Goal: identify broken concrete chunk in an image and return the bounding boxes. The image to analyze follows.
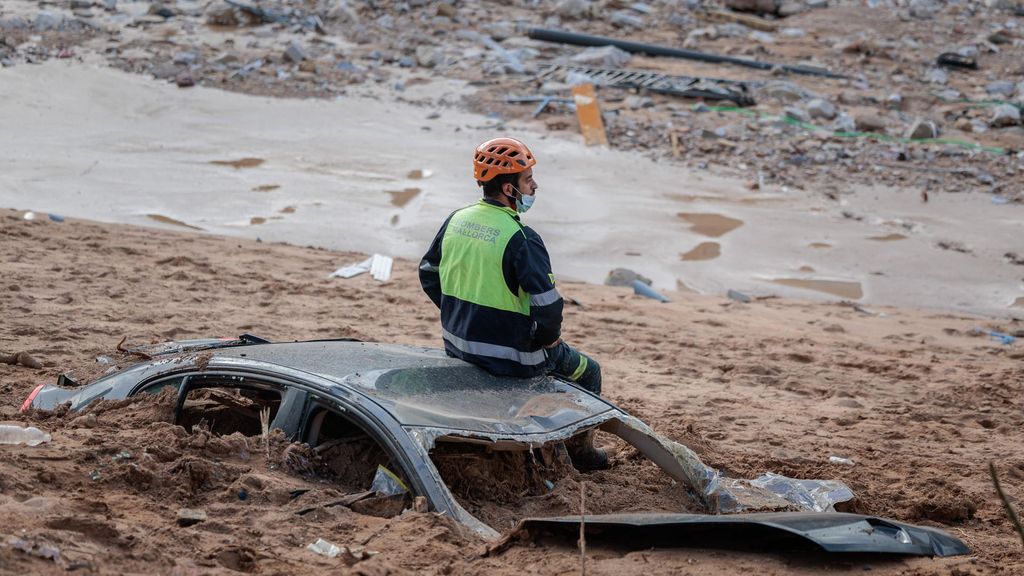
[806,98,837,120]
[784,105,811,123]
[905,118,938,139]
[415,45,442,68]
[605,268,652,287]
[284,41,307,63]
[986,80,1015,97]
[176,508,207,527]
[831,111,856,132]
[570,45,632,68]
[990,104,1021,127]
[609,10,644,28]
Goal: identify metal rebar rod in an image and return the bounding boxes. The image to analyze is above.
[528,28,846,79]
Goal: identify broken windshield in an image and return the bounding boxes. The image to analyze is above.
[344,365,613,435]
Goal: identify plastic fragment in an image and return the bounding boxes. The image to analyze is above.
[329,254,393,282]
[370,465,409,496]
[750,472,855,512]
[727,289,752,303]
[829,455,856,466]
[632,279,671,302]
[0,425,51,446]
[307,538,342,558]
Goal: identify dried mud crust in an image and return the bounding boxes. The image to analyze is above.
[432,434,697,533]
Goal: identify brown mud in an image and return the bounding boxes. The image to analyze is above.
[1,212,1022,574]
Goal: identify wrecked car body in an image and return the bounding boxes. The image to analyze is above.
[23,337,969,557]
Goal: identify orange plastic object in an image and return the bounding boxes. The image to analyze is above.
[571,84,608,147]
[473,137,536,182]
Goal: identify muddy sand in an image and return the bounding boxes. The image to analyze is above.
[1,211,1022,574]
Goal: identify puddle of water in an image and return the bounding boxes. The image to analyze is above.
[210,157,265,169]
[868,233,908,241]
[680,242,721,261]
[678,213,743,237]
[1013,297,1024,308]
[252,184,280,192]
[407,169,433,180]
[386,187,422,208]
[279,206,296,214]
[250,217,266,225]
[772,278,863,300]
[809,242,832,249]
[147,213,202,230]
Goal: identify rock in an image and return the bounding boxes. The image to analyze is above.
[71,0,92,9]
[905,118,938,139]
[908,0,939,18]
[605,268,652,287]
[778,1,808,16]
[570,45,632,68]
[986,80,1015,97]
[70,413,99,428]
[104,0,117,11]
[886,93,904,110]
[173,51,198,65]
[781,27,806,37]
[177,508,207,527]
[175,70,195,87]
[990,104,1021,127]
[925,67,947,85]
[284,41,307,63]
[784,105,811,123]
[483,21,514,42]
[806,0,828,7]
[806,98,837,120]
[759,80,809,102]
[298,60,317,73]
[725,0,781,14]
[555,0,592,19]
[150,61,180,80]
[33,11,64,31]
[854,113,887,132]
[0,58,14,68]
[0,16,28,30]
[624,95,654,109]
[750,31,775,43]
[953,117,973,132]
[414,45,442,68]
[610,10,644,28]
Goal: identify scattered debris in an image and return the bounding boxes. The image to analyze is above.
[829,456,856,466]
[329,254,393,282]
[306,538,378,564]
[972,328,1016,345]
[990,104,1021,127]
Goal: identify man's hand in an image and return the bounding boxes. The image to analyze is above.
[544,338,563,349]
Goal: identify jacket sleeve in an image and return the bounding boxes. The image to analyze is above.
[511,229,563,347]
[419,215,453,309]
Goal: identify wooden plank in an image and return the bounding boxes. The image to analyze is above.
[571,84,609,147]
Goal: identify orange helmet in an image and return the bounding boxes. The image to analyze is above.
[473,137,536,182]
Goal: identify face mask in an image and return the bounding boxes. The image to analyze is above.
[507,185,535,214]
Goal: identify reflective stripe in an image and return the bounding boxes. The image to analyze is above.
[442,329,546,366]
[419,260,439,273]
[570,355,588,381]
[529,288,561,307]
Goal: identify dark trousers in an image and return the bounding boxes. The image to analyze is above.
[545,341,601,395]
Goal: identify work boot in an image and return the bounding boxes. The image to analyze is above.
[565,429,609,472]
